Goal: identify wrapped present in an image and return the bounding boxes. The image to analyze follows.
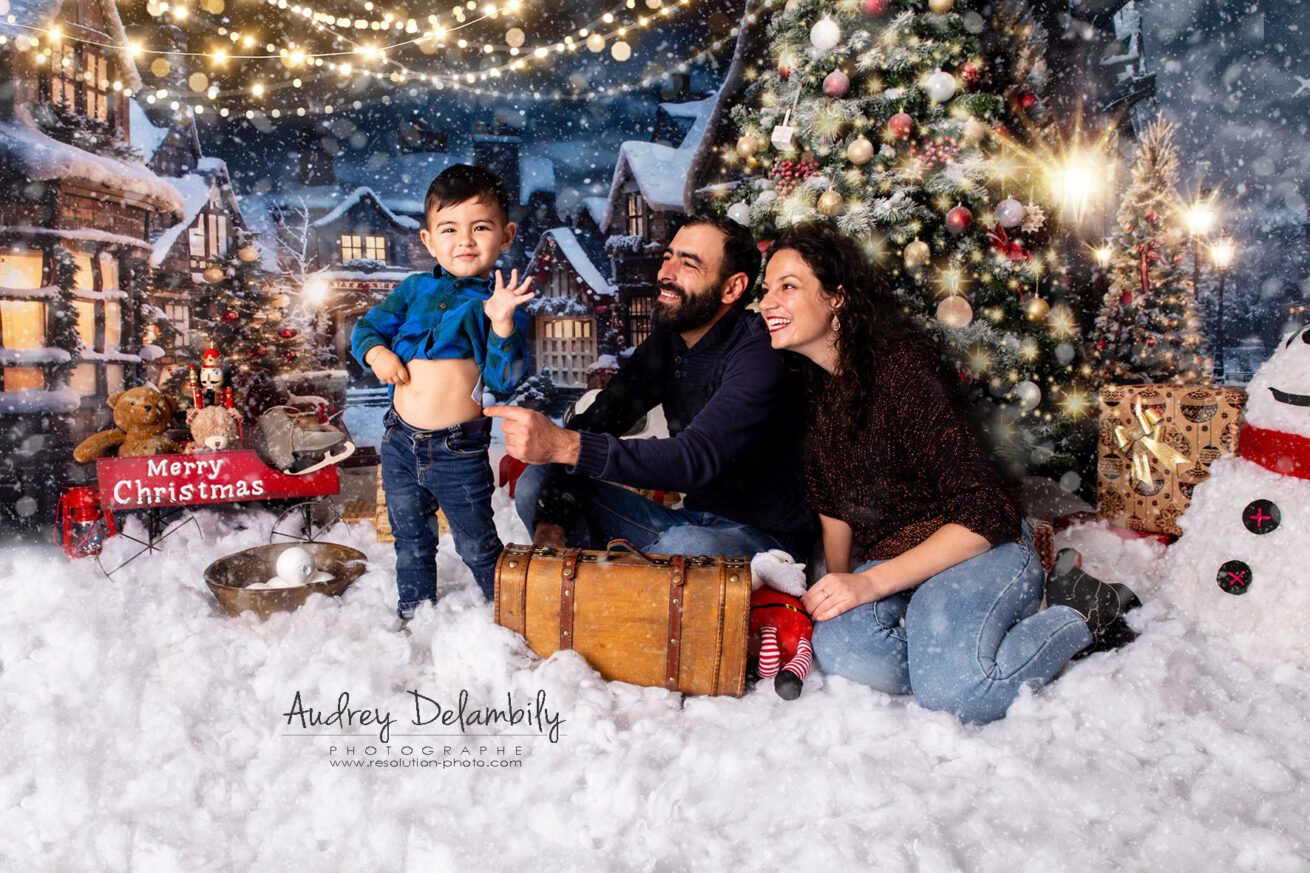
[1096,384,1246,536]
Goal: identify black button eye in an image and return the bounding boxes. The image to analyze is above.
[1301,329,1310,345]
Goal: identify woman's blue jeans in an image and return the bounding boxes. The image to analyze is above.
[812,522,1092,724]
[379,409,502,612]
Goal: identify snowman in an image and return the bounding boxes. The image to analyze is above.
[1165,325,1310,666]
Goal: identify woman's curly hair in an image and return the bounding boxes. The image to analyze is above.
[766,222,947,437]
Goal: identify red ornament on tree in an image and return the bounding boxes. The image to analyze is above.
[222,309,239,323]
[250,344,267,359]
[283,351,297,362]
[961,61,980,85]
[888,111,915,140]
[861,0,889,16]
[1019,90,1036,110]
[279,327,298,339]
[945,204,974,236]
[822,70,851,98]
[778,64,791,81]
[1144,208,1158,223]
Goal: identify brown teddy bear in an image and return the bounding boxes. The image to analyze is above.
[73,385,179,463]
[186,405,241,453]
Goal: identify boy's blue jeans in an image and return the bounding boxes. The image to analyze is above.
[514,463,800,560]
[812,521,1093,724]
[380,408,501,612]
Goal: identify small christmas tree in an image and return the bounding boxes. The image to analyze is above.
[194,230,305,418]
[1090,118,1209,385]
[46,245,83,387]
[723,0,1090,475]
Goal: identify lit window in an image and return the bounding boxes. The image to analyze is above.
[104,301,121,348]
[73,300,95,345]
[3,368,43,391]
[189,223,207,258]
[48,42,78,107]
[69,363,96,395]
[363,235,386,260]
[341,234,362,261]
[86,51,110,121]
[72,251,94,291]
[0,250,45,289]
[98,252,118,293]
[626,193,647,238]
[0,300,45,349]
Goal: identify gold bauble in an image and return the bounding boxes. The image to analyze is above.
[202,266,225,283]
[903,239,931,270]
[236,245,259,263]
[817,190,844,216]
[846,136,874,165]
[961,117,987,146]
[928,0,954,12]
[736,135,760,158]
[936,295,973,328]
[1023,296,1051,322]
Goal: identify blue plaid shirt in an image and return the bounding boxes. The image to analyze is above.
[350,267,530,395]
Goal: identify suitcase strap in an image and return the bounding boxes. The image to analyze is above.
[559,548,580,650]
[665,555,687,691]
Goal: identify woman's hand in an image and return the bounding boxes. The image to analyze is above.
[802,570,883,622]
[484,269,534,335]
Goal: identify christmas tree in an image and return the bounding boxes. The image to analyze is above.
[193,229,306,419]
[1090,118,1209,385]
[723,0,1090,475]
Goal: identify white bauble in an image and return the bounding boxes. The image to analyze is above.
[1055,342,1076,365]
[996,197,1026,228]
[810,18,841,53]
[925,70,957,102]
[727,202,751,225]
[1014,379,1041,411]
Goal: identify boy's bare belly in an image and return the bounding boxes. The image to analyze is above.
[392,358,485,430]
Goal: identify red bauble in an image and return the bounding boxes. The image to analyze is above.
[283,351,297,362]
[1144,208,1158,223]
[279,327,298,339]
[1019,90,1036,110]
[250,344,267,358]
[861,0,889,16]
[822,70,851,98]
[945,204,973,236]
[778,64,791,81]
[888,111,915,140]
[222,309,239,323]
[961,61,980,84]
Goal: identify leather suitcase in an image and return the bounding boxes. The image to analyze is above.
[495,541,751,696]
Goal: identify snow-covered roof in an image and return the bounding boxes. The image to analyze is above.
[602,93,718,230]
[148,174,212,266]
[0,0,143,92]
[0,107,183,212]
[309,187,421,231]
[128,100,171,162]
[531,228,615,298]
[581,196,608,228]
[520,156,555,204]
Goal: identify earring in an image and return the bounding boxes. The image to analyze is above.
[831,313,841,332]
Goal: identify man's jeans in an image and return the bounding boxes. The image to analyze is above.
[515,464,797,560]
[380,409,501,612]
[812,521,1093,724]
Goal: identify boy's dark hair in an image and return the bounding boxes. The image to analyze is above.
[424,164,511,227]
[680,212,762,290]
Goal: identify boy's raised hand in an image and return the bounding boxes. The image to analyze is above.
[485,269,535,335]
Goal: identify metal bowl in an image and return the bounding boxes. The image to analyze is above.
[203,542,367,619]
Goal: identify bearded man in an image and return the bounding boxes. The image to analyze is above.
[487,213,815,561]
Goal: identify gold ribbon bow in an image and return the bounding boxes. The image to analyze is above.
[1113,396,1191,486]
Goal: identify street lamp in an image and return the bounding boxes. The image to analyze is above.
[1210,236,1236,382]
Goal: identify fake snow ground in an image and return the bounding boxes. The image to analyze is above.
[5,477,1310,871]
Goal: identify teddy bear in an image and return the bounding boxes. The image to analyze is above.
[73,385,179,463]
[749,550,815,701]
[186,405,242,453]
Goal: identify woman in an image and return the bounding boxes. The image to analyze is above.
[758,222,1137,724]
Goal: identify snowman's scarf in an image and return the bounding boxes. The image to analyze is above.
[1239,423,1310,480]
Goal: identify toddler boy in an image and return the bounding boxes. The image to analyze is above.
[351,164,533,616]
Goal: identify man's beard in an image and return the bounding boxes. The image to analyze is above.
[652,281,722,333]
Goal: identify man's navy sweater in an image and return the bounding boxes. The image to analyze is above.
[536,307,816,554]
